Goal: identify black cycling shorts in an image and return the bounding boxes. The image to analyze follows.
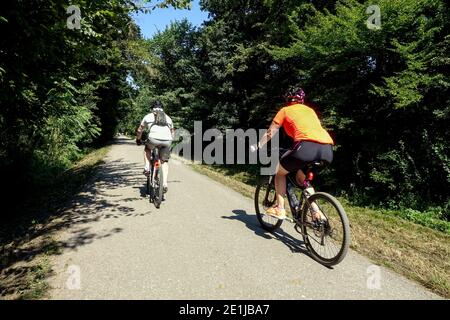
[145,137,172,162]
[280,141,333,173]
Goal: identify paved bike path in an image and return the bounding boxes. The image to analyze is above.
[48,137,441,299]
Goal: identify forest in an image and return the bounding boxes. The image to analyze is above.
[1,0,449,221]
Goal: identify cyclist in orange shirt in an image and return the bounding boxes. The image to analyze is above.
[251,87,334,220]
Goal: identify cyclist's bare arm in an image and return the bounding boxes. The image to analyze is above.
[257,121,280,148]
[136,124,145,140]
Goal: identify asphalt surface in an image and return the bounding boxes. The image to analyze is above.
[48,137,441,299]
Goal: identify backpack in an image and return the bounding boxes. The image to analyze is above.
[153,109,168,127]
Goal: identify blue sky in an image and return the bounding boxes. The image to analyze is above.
[131,0,209,39]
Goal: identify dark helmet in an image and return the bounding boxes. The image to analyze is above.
[285,87,306,104]
[152,101,163,111]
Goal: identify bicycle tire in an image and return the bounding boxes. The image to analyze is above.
[300,192,350,266]
[147,176,153,203]
[255,176,283,232]
[154,165,164,209]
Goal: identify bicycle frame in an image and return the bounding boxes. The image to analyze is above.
[256,154,350,266]
[267,171,323,233]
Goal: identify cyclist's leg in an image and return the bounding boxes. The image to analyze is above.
[274,163,289,210]
[144,144,153,174]
[295,142,334,221]
[161,162,169,186]
[279,148,302,211]
[296,168,324,220]
[159,145,171,190]
[288,141,318,188]
[264,150,295,219]
[148,138,172,190]
[293,169,323,218]
[159,142,170,191]
[295,169,306,186]
[280,142,318,219]
[264,162,289,219]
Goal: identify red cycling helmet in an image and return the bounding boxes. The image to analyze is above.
[285,87,306,104]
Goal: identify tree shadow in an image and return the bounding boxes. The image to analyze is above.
[224,210,330,267]
[0,149,151,298]
[0,263,55,299]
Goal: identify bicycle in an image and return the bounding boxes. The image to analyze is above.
[146,144,165,209]
[254,151,350,267]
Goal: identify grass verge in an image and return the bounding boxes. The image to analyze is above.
[187,161,450,298]
[0,145,110,300]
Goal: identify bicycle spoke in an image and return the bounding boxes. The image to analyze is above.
[304,195,347,262]
[255,179,283,232]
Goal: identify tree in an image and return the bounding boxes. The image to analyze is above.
[270,0,450,208]
[0,0,194,209]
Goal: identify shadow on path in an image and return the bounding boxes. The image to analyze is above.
[0,143,148,297]
[223,209,331,268]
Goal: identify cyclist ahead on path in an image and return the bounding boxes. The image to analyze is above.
[251,87,334,220]
[136,101,175,194]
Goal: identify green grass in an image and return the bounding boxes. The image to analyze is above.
[187,160,450,298]
[380,208,450,234]
[19,258,52,300]
[0,145,110,300]
[193,163,450,235]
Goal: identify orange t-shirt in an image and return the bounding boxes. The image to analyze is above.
[273,104,334,145]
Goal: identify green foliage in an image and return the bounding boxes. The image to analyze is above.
[135,0,193,12]
[268,0,450,210]
[382,202,450,234]
[121,0,449,221]
[2,0,447,225]
[0,0,193,206]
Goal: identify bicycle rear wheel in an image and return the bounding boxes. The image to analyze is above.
[147,176,153,203]
[301,192,350,266]
[154,165,164,209]
[255,176,283,232]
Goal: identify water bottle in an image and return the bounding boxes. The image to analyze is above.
[287,181,300,211]
[303,180,315,197]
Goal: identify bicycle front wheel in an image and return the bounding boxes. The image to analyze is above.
[255,176,283,232]
[301,192,350,266]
